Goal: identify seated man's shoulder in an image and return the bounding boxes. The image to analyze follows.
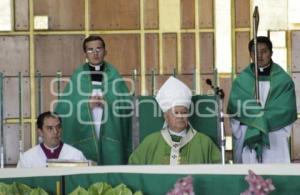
[18,145,44,167]
[63,143,83,153]
[61,143,86,160]
[193,131,214,143]
[138,131,162,147]
[194,131,209,138]
[144,131,162,140]
[22,145,42,157]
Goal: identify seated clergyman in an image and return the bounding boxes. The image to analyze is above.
[17,111,86,168]
[129,76,221,165]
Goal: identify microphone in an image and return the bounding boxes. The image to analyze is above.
[205,78,225,99]
[206,79,212,87]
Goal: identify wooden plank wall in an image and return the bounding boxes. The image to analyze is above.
[291,31,300,161]
[34,0,85,30]
[234,0,251,73]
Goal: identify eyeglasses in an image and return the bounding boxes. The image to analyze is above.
[86,47,104,54]
[44,125,62,133]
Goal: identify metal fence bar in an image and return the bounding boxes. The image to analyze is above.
[0,72,4,168]
[37,71,42,115]
[18,72,24,155]
[131,69,140,150]
[56,71,62,100]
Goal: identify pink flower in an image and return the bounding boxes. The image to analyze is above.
[241,170,275,195]
[167,175,195,195]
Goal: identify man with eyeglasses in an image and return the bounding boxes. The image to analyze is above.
[17,111,86,168]
[55,35,132,165]
[227,36,297,164]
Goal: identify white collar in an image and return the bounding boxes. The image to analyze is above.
[259,63,271,72]
[168,128,187,137]
[43,143,60,153]
[88,63,103,70]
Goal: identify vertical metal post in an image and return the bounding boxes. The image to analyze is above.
[131,69,139,150]
[0,73,4,168]
[132,69,137,96]
[151,69,156,96]
[192,69,196,95]
[56,71,62,100]
[56,181,62,195]
[37,71,42,115]
[213,68,218,88]
[210,68,226,164]
[18,72,24,155]
[217,92,226,165]
[173,67,177,77]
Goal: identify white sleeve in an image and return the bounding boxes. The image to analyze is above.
[16,153,27,168]
[231,119,247,163]
[79,151,87,161]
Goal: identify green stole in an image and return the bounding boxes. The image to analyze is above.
[227,63,297,157]
[55,62,132,165]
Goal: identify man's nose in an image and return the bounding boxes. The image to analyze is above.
[257,52,263,58]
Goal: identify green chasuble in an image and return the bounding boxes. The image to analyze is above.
[55,62,132,165]
[128,128,221,164]
[227,63,297,156]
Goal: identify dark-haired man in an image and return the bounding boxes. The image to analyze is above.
[227,36,297,163]
[17,111,86,168]
[55,35,132,165]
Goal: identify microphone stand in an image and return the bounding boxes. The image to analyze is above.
[206,79,226,164]
[0,72,4,168]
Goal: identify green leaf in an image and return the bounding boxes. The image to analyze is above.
[69,186,88,195]
[103,184,132,195]
[88,182,112,195]
[133,191,143,195]
[30,187,49,195]
[10,182,32,195]
[0,182,11,194]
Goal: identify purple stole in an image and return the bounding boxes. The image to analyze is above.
[40,142,64,159]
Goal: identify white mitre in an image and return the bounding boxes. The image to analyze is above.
[155,76,192,112]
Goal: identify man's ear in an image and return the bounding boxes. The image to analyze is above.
[37,128,43,137]
[163,111,169,122]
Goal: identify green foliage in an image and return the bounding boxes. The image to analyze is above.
[68,182,143,195]
[88,182,112,195]
[30,187,49,195]
[0,182,49,195]
[103,184,132,195]
[69,186,89,195]
[133,191,143,195]
[0,182,10,195]
[10,182,32,194]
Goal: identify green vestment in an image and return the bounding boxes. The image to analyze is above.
[55,62,132,165]
[128,128,221,164]
[227,63,297,156]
